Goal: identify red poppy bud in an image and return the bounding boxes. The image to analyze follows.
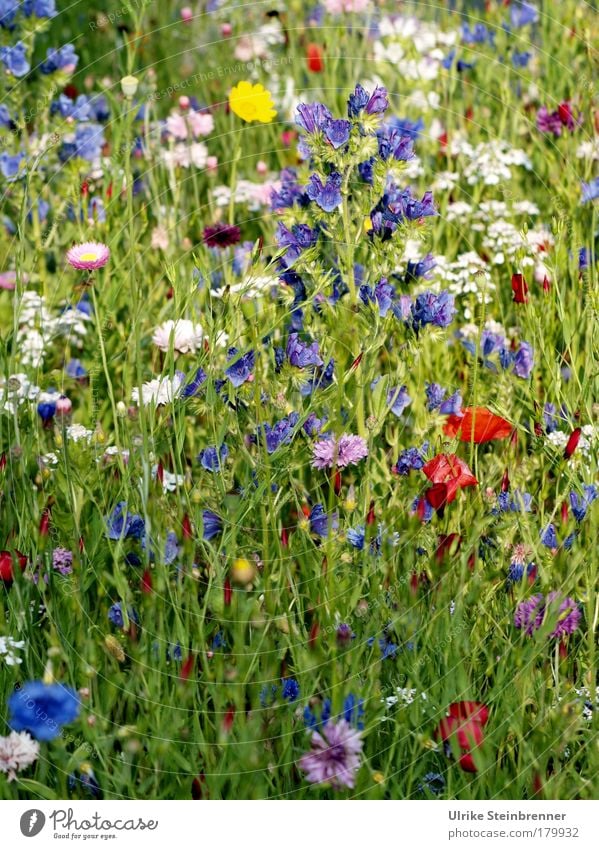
[191,774,206,799]
[222,705,235,733]
[39,508,51,537]
[182,513,193,540]
[350,352,363,371]
[0,452,5,471]
[532,772,543,796]
[564,427,581,459]
[534,422,543,437]
[306,43,324,73]
[156,461,164,484]
[321,556,327,576]
[81,180,89,196]
[438,131,448,151]
[543,275,551,293]
[500,469,510,492]
[180,653,195,681]
[106,182,113,199]
[0,550,27,582]
[281,527,289,547]
[141,569,153,594]
[561,501,569,524]
[449,701,489,727]
[78,537,85,553]
[511,273,529,304]
[465,106,473,122]
[224,578,232,607]
[366,500,375,526]
[559,639,568,660]
[309,620,319,648]
[333,470,341,495]
[458,752,478,773]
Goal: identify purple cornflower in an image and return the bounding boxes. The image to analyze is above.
[203,223,241,248]
[198,444,228,472]
[514,593,546,635]
[347,83,388,118]
[312,433,368,470]
[515,593,581,638]
[52,548,73,575]
[536,107,563,137]
[306,172,342,212]
[411,290,456,330]
[299,718,363,789]
[286,333,323,368]
[225,348,255,387]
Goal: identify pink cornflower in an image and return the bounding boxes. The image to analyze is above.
[312,433,368,470]
[66,242,110,270]
[299,719,363,789]
[0,731,39,781]
[514,592,581,638]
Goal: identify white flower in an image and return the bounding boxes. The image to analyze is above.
[0,636,25,666]
[132,373,185,406]
[151,464,185,492]
[66,424,94,443]
[0,731,39,781]
[152,319,203,354]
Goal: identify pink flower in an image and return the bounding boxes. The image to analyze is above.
[299,719,363,789]
[0,731,39,782]
[312,433,369,469]
[188,110,214,137]
[166,113,189,140]
[324,0,370,12]
[66,242,110,270]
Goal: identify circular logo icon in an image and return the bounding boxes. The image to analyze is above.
[19,810,46,837]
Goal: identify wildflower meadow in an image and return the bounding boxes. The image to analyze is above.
[0,0,598,807]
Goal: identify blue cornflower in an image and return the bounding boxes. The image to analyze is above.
[0,41,29,76]
[24,0,56,16]
[461,22,495,45]
[411,290,456,330]
[281,678,300,702]
[324,118,351,149]
[107,602,139,629]
[37,400,56,423]
[368,636,398,660]
[496,490,533,513]
[302,412,327,436]
[309,504,338,537]
[346,526,365,550]
[511,49,532,67]
[202,510,222,541]
[303,698,332,731]
[198,444,228,472]
[286,332,323,368]
[225,347,255,387]
[425,382,446,411]
[306,172,342,212]
[106,502,145,540]
[411,496,433,523]
[419,772,446,795]
[8,681,79,742]
[506,561,537,586]
[394,445,427,476]
[540,523,558,549]
[569,486,598,522]
[343,693,365,730]
[581,178,599,204]
[259,684,277,707]
[347,83,388,117]
[40,44,78,74]
[211,630,226,650]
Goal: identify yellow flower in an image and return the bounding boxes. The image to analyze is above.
[229,81,276,124]
[230,557,256,585]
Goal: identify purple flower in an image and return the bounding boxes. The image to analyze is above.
[182,367,207,398]
[296,102,332,134]
[394,445,427,476]
[198,444,228,472]
[202,510,222,541]
[299,718,363,789]
[387,385,411,417]
[261,413,299,453]
[512,342,534,379]
[515,593,581,638]
[0,42,29,77]
[324,118,351,149]
[569,486,598,522]
[510,1,539,28]
[377,129,415,162]
[225,348,255,387]
[514,593,545,635]
[309,504,338,537]
[303,412,327,437]
[306,172,342,212]
[536,107,563,137]
[106,502,145,540]
[581,177,599,204]
[347,84,388,118]
[286,333,323,368]
[405,254,435,283]
[312,433,368,470]
[276,222,318,262]
[425,382,446,411]
[52,548,73,575]
[439,390,462,416]
[540,523,558,549]
[411,290,456,330]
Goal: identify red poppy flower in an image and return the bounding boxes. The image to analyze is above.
[306,43,324,73]
[423,454,478,489]
[564,427,581,459]
[444,407,513,443]
[434,700,489,773]
[0,550,27,582]
[511,273,529,303]
[449,701,489,727]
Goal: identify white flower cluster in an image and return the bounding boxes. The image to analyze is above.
[0,373,40,415]
[449,137,532,185]
[381,688,430,715]
[374,15,457,80]
[16,290,91,369]
[0,635,25,666]
[132,374,185,407]
[212,180,279,210]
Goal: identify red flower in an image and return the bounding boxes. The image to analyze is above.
[224,578,232,607]
[449,700,489,727]
[423,454,478,509]
[444,407,513,444]
[564,427,581,459]
[511,273,529,303]
[141,569,153,594]
[182,513,193,540]
[434,701,489,773]
[435,533,462,563]
[306,43,324,73]
[0,550,27,583]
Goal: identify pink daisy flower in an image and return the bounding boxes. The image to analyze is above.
[312,433,369,470]
[66,242,110,270]
[299,719,363,789]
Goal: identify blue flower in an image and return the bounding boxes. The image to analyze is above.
[198,444,228,472]
[41,44,78,74]
[270,168,309,209]
[66,359,87,378]
[346,526,365,550]
[51,94,92,121]
[0,151,24,181]
[108,602,139,629]
[306,172,342,212]
[302,412,327,436]
[202,510,222,541]
[387,385,411,417]
[461,22,495,46]
[324,118,351,149]
[569,486,598,522]
[295,102,332,133]
[343,693,365,729]
[347,83,388,117]
[512,342,534,378]
[286,332,323,368]
[419,772,446,795]
[0,0,19,27]
[540,523,558,549]
[510,1,539,28]
[281,678,300,702]
[439,390,462,415]
[23,0,56,16]
[261,412,299,453]
[8,681,80,741]
[581,177,599,204]
[411,290,456,330]
[405,253,435,283]
[106,502,145,541]
[59,124,104,162]
[0,41,29,76]
[395,445,427,476]
[387,115,424,140]
[225,347,255,387]
[425,382,446,411]
[511,49,532,67]
[0,104,12,128]
[496,490,532,513]
[368,635,398,660]
[276,222,318,263]
[377,128,415,162]
[37,400,56,423]
[182,366,207,398]
[309,504,338,537]
[163,532,180,565]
